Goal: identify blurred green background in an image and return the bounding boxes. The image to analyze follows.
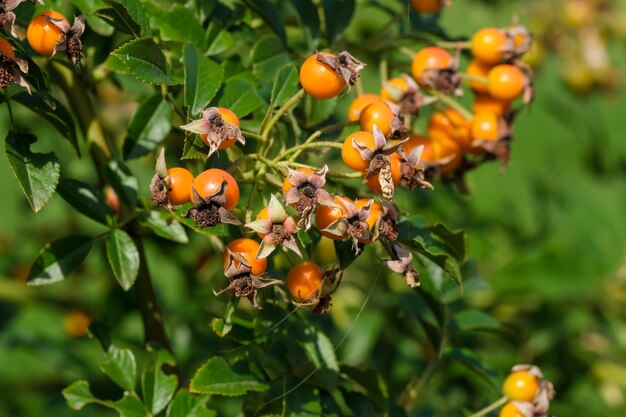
[2,0,626,416]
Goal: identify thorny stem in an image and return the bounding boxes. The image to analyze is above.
[261,88,306,142]
[4,90,16,132]
[467,396,509,417]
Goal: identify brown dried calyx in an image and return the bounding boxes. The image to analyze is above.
[316,51,366,88]
[46,14,86,66]
[149,148,173,208]
[382,243,420,288]
[378,202,399,241]
[180,107,245,157]
[382,75,437,115]
[1,0,44,38]
[245,195,301,259]
[502,19,533,61]
[421,51,462,95]
[323,199,374,253]
[216,251,282,309]
[283,165,337,230]
[397,147,434,191]
[470,113,514,167]
[187,181,241,229]
[0,47,30,93]
[356,124,408,199]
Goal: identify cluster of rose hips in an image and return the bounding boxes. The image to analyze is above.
[0,1,85,91]
[499,365,555,417]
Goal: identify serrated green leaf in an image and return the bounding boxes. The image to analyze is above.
[11,91,79,155]
[100,345,137,391]
[27,236,93,286]
[106,229,140,291]
[218,79,264,118]
[305,95,338,128]
[448,310,502,333]
[190,357,268,396]
[181,135,208,160]
[142,347,178,415]
[5,132,60,212]
[108,38,171,85]
[270,65,299,107]
[144,3,205,49]
[398,220,464,288]
[96,0,151,38]
[139,211,188,244]
[322,0,355,43]
[105,160,138,208]
[123,94,172,159]
[109,392,149,417]
[184,44,223,116]
[430,222,468,262]
[57,178,114,225]
[205,22,235,56]
[166,390,217,417]
[62,380,96,410]
[293,324,339,390]
[292,0,321,50]
[251,36,290,82]
[241,0,286,43]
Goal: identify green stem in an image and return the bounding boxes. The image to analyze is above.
[273,141,343,163]
[4,90,16,132]
[459,72,488,83]
[288,120,356,163]
[260,88,306,142]
[468,396,508,417]
[430,90,474,120]
[398,360,440,411]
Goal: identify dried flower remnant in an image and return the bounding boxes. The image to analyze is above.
[188,179,241,229]
[246,195,301,259]
[216,251,281,309]
[0,40,29,93]
[47,14,86,65]
[283,165,336,229]
[381,75,436,115]
[322,198,374,253]
[316,51,366,88]
[397,146,434,190]
[382,243,420,288]
[180,107,245,157]
[149,148,173,208]
[1,0,45,38]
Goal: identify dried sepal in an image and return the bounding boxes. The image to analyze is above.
[150,148,171,207]
[379,202,399,241]
[397,147,434,190]
[503,18,533,60]
[187,180,242,228]
[246,195,301,259]
[470,116,513,167]
[180,107,245,158]
[0,43,31,93]
[46,14,86,65]
[383,75,437,115]
[383,243,420,288]
[509,364,555,416]
[0,0,38,38]
[283,165,337,230]
[216,251,281,309]
[421,50,462,95]
[316,51,366,88]
[292,267,342,315]
[323,199,373,253]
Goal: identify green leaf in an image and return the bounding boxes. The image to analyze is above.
[322,0,355,43]
[63,380,97,410]
[211,300,236,337]
[444,349,499,390]
[205,22,235,56]
[144,3,205,50]
[218,79,264,118]
[100,345,137,391]
[108,38,171,85]
[166,390,216,417]
[241,0,286,43]
[184,44,224,116]
[251,36,291,82]
[305,95,338,128]
[123,94,173,159]
[106,229,140,291]
[270,65,299,107]
[342,390,378,417]
[139,211,188,244]
[27,236,93,286]
[333,239,362,270]
[430,223,468,262]
[448,310,502,333]
[292,0,321,50]
[293,323,339,390]
[142,347,178,415]
[105,160,138,208]
[5,132,60,212]
[340,366,388,411]
[398,220,464,287]
[189,357,269,396]
[11,91,79,155]
[57,178,114,225]
[109,392,149,417]
[96,0,151,38]
[181,135,208,160]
